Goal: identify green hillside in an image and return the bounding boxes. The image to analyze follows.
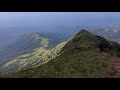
[2,30,120,78]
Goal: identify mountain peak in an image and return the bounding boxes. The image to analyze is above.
[76,29,93,36]
[62,29,120,54]
[80,29,89,33]
[2,29,120,78]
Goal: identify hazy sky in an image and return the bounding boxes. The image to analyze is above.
[0,12,120,48]
[0,12,120,27]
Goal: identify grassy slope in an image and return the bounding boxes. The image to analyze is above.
[2,30,120,78]
[4,50,114,78]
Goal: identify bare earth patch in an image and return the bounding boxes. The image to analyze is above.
[110,57,120,78]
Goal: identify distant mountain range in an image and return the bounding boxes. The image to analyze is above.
[1,29,120,78]
[0,32,67,66]
[0,26,120,49]
[88,27,120,43]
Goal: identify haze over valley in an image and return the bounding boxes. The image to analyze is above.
[1,12,120,48]
[0,12,120,78]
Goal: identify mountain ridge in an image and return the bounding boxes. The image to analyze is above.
[1,29,120,78]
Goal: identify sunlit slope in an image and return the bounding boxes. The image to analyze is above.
[0,41,67,73]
